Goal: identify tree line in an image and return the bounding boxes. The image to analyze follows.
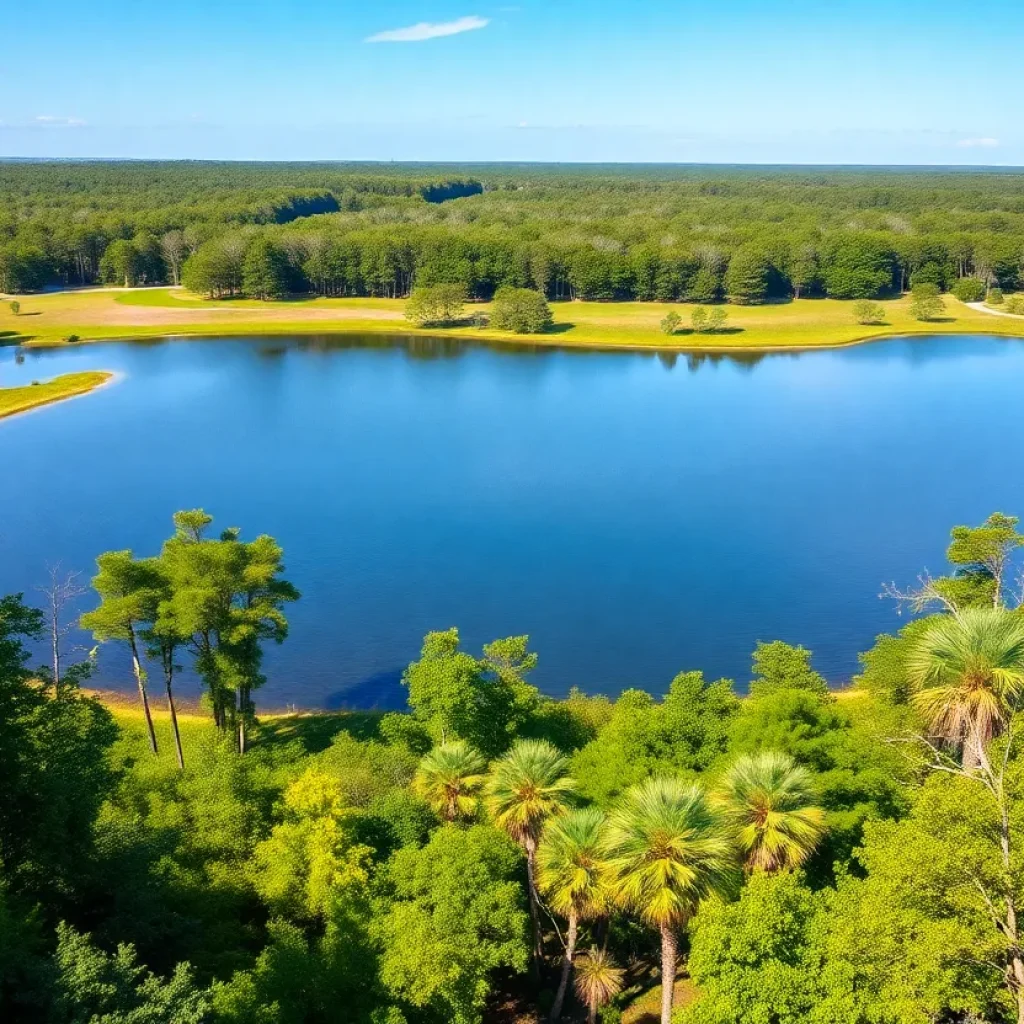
[1,512,1024,1024]
[3,162,1024,300]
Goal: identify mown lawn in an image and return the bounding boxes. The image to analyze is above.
[3,287,1024,352]
[0,370,113,419]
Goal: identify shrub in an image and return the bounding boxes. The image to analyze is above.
[852,300,885,325]
[951,278,986,303]
[404,284,467,326]
[909,284,945,322]
[1004,295,1024,316]
[988,287,1004,306]
[691,307,728,334]
[489,287,552,334]
[9,300,20,315]
[65,334,81,343]
[660,311,681,335]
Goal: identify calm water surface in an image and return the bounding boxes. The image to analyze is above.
[2,333,1023,708]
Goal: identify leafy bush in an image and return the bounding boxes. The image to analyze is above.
[951,277,986,302]
[404,284,467,326]
[909,283,945,322]
[987,287,1004,305]
[1003,295,1024,315]
[852,300,885,325]
[660,311,681,335]
[691,307,729,334]
[489,287,552,334]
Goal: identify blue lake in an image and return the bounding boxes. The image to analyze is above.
[2,333,1023,709]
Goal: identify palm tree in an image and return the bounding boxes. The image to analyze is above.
[486,739,576,966]
[574,947,624,1024]
[715,751,825,873]
[537,807,614,1022]
[603,777,734,1024]
[908,607,1024,768]
[412,740,486,822]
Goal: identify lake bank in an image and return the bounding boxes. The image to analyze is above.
[4,287,1024,353]
[0,370,116,420]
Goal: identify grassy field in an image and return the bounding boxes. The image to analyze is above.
[0,370,114,419]
[2,287,1023,353]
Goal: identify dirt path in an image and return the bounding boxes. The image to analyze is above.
[966,301,1024,320]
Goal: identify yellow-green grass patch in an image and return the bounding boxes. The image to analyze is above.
[4,288,1024,353]
[0,370,114,419]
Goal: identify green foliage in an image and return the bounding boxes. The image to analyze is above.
[51,924,209,1024]
[951,277,985,302]
[851,299,885,325]
[401,628,540,756]
[751,640,828,695]
[242,238,290,300]
[375,824,530,1024]
[822,234,894,299]
[988,286,1004,304]
[659,310,681,335]
[725,247,770,304]
[908,283,945,321]
[489,286,552,333]
[572,672,738,805]
[683,872,821,1024]
[8,300,19,315]
[715,751,825,872]
[1005,294,1024,315]
[404,283,467,326]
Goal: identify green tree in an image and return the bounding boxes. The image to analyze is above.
[486,739,576,966]
[404,284,467,326]
[909,283,945,321]
[375,824,529,1024]
[751,641,829,695]
[242,238,289,300]
[908,607,1024,767]
[602,777,735,1024]
[156,510,299,751]
[536,807,614,1021]
[952,277,986,302]
[490,287,553,333]
[659,311,681,335]
[725,247,770,304]
[52,923,209,1024]
[690,307,708,333]
[81,551,161,756]
[852,299,885,325]
[100,239,141,288]
[402,629,540,756]
[715,751,826,872]
[412,740,487,822]
[682,871,821,1024]
[8,301,19,316]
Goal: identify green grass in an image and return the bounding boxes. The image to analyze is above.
[5,287,1024,353]
[0,370,113,419]
[96,689,385,764]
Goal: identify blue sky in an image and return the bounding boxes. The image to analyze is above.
[2,0,1021,164]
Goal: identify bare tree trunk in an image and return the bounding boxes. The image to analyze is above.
[129,629,158,755]
[162,651,184,770]
[237,684,247,755]
[550,913,578,1022]
[660,923,678,1024]
[525,835,544,970]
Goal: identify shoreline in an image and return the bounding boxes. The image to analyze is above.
[0,370,120,421]
[5,289,1024,355]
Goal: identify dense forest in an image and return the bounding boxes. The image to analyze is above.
[3,509,1024,1024]
[2,162,1024,302]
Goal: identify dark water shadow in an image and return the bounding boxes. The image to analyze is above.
[324,667,406,711]
[255,709,384,753]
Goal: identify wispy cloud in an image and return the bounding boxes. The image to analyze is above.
[365,15,488,43]
[956,136,999,148]
[35,115,86,127]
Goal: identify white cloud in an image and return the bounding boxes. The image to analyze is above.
[365,15,488,43]
[35,115,86,127]
[956,137,999,148]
